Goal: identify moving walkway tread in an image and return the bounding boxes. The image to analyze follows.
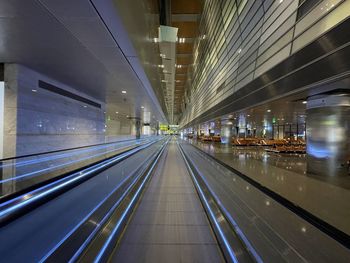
[110,139,225,263]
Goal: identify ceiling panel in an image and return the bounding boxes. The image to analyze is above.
[176,56,192,65]
[171,0,202,14]
[176,43,193,54]
[172,21,199,37]
[176,68,188,74]
[0,0,166,123]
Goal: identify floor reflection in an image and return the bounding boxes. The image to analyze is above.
[186,138,350,189]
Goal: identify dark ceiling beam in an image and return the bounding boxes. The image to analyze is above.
[159,0,171,26]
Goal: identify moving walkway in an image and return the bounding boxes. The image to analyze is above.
[0,137,349,262]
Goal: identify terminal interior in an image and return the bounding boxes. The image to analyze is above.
[0,0,350,262]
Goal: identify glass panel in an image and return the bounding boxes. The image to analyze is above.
[294,0,343,36]
[292,0,350,52]
[255,44,291,77]
[257,29,294,67]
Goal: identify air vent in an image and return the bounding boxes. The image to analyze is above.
[38,80,101,109]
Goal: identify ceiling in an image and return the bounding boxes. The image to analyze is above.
[170,0,202,123]
[0,0,167,124]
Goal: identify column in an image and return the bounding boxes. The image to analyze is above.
[220,120,233,144]
[135,118,141,139]
[306,94,350,176]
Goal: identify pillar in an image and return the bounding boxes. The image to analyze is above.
[306,94,350,176]
[135,118,141,139]
[220,120,233,144]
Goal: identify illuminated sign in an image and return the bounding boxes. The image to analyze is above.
[159,124,168,131]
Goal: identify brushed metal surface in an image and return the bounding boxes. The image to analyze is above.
[182,17,350,128]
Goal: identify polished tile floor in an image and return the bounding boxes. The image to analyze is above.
[181,142,350,262]
[185,139,350,236]
[192,140,350,189]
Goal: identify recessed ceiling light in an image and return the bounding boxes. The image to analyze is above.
[247,114,250,117]
[32,89,37,92]
[122,90,127,94]
[83,105,87,108]
[302,101,307,104]
[267,109,271,112]
[116,111,119,114]
[141,106,144,109]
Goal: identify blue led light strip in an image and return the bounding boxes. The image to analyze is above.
[0,139,140,169]
[179,143,263,263]
[93,141,168,263]
[177,142,239,263]
[39,151,155,263]
[0,138,157,184]
[0,140,158,222]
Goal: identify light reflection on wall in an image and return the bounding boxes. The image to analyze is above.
[306,94,350,176]
[0,81,4,158]
[220,120,233,144]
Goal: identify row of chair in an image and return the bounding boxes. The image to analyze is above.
[266,145,306,153]
[186,134,306,148]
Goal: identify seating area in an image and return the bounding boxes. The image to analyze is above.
[196,135,221,142]
[232,138,306,153]
[232,138,262,146]
[212,135,221,142]
[266,145,306,153]
[185,134,306,154]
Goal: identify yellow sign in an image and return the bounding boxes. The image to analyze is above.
[159,124,168,131]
